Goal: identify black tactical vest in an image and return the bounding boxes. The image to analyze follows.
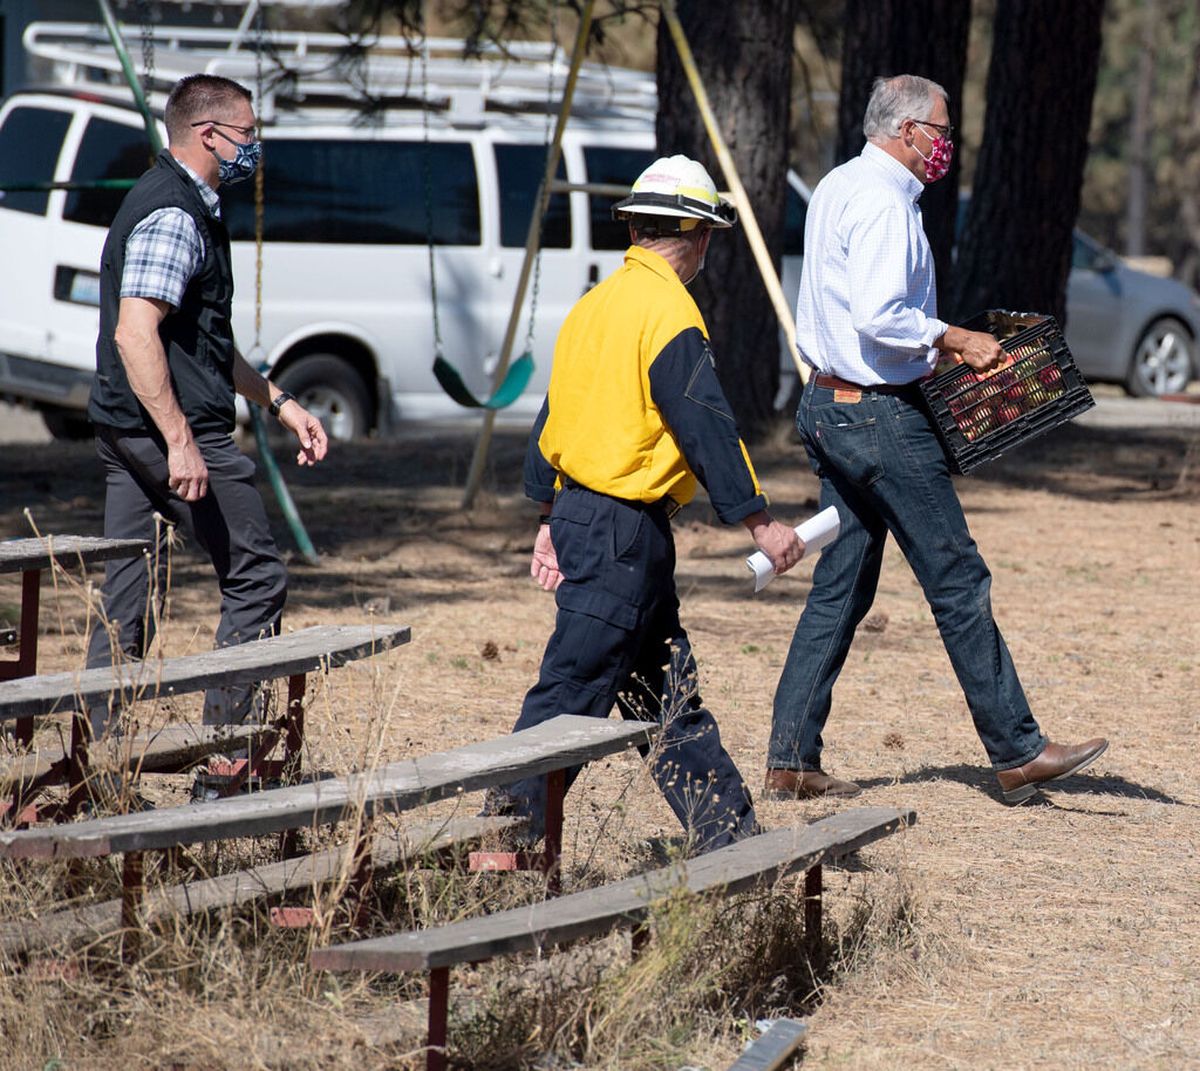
[88,150,237,434]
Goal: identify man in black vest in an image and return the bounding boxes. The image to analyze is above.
[85,74,328,740]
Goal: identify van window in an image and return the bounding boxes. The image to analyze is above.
[222,140,480,245]
[495,144,569,248]
[783,183,807,256]
[583,146,655,250]
[64,117,154,228]
[0,105,72,216]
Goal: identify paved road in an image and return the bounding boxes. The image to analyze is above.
[2,387,1197,446]
[1072,389,1200,430]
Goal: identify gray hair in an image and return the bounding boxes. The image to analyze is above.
[862,74,948,142]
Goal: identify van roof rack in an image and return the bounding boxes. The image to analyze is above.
[22,20,658,125]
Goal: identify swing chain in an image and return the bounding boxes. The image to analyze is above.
[418,32,445,358]
[135,0,155,112]
[522,4,560,358]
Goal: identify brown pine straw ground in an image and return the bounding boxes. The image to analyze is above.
[0,398,1197,1069]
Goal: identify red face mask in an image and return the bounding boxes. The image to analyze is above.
[915,124,954,183]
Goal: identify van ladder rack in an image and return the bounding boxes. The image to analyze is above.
[23,21,657,123]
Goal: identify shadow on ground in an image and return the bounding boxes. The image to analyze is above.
[855,762,1191,808]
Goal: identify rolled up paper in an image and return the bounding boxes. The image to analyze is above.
[747,505,841,593]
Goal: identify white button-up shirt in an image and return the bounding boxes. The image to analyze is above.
[795,141,947,385]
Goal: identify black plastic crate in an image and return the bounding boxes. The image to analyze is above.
[920,310,1095,474]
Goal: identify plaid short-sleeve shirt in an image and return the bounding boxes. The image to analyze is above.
[119,160,221,309]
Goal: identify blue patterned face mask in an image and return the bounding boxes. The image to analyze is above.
[211,128,262,185]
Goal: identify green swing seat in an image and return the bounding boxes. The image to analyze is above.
[432,352,535,410]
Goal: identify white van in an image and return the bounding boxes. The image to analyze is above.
[0,23,809,439]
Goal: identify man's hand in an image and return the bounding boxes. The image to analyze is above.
[744,511,804,575]
[167,436,209,501]
[530,522,564,591]
[937,325,1005,373]
[276,401,329,466]
[956,329,1006,372]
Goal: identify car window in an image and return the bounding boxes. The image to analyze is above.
[783,183,807,256]
[64,116,155,228]
[0,105,73,216]
[221,140,481,245]
[495,144,569,249]
[583,146,656,251]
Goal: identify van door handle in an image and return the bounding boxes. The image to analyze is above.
[489,258,504,278]
[585,264,599,293]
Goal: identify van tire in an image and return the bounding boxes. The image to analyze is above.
[274,355,372,441]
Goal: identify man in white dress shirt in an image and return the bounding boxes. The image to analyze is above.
[765,74,1108,805]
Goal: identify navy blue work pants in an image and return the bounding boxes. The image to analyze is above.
[505,484,757,854]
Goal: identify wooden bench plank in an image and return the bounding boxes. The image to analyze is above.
[0,536,150,575]
[311,807,916,973]
[0,723,263,788]
[0,623,411,722]
[0,715,657,859]
[725,1018,807,1071]
[0,815,522,957]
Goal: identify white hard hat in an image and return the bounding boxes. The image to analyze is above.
[612,154,737,230]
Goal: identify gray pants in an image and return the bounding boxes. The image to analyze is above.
[85,425,287,738]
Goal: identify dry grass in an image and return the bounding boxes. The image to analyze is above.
[1,405,1197,1069]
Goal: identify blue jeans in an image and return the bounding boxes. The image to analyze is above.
[768,379,1046,773]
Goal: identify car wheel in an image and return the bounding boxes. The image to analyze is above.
[40,406,92,440]
[1124,316,1195,397]
[274,354,372,441]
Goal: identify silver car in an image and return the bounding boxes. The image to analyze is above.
[1066,230,1200,396]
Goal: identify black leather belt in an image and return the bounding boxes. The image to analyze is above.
[814,373,922,395]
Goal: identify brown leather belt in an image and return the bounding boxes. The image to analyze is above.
[814,373,922,395]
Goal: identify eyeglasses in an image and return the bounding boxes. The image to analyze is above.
[910,118,953,140]
[190,119,257,140]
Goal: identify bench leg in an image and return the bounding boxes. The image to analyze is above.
[283,672,306,784]
[468,767,566,895]
[276,675,306,860]
[426,966,450,1071]
[120,850,145,962]
[542,767,565,896]
[347,825,374,927]
[631,924,651,960]
[804,864,823,954]
[0,568,42,746]
[63,711,92,818]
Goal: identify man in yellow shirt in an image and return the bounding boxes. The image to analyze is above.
[488,156,802,854]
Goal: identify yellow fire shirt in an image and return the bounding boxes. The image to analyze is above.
[525,245,766,524]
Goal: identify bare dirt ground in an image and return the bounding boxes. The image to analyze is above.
[1,401,1197,1070]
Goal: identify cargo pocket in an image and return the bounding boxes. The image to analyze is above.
[610,505,646,562]
[549,493,596,583]
[549,582,642,696]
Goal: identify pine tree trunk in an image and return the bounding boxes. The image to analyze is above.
[655,0,799,439]
[834,0,972,308]
[950,0,1105,326]
[1125,0,1157,257]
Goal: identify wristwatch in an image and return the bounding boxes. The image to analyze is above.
[268,391,296,418]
